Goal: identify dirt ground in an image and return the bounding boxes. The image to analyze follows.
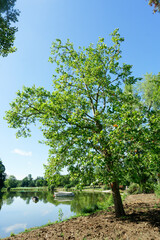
[3,194,160,240]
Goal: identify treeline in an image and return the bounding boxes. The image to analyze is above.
[3,172,100,191]
[4,174,47,189]
[4,173,78,190]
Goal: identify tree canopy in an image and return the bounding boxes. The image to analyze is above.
[147,0,160,12]
[0,0,20,57]
[5,29,160,217]
[137,73,160,111]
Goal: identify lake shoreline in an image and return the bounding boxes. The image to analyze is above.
[3,193,160,240]
[0,189,110,238]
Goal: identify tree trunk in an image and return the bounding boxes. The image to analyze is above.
[111,181,126,217]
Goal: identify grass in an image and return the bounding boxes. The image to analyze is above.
[1,185,113,194]
[2,187,48,192]
[10,232,15,237]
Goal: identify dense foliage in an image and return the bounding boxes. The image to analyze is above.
[0,158,6,189]
[137,72,160,111]
[4,174,48,188]
[5,29,160,217]
[0,0,20,56]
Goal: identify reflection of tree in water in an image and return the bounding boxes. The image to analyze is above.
[0,191,69,207]
[0,191,15,209]
[0,192,4,210]
[2,192,15,205]
[70,192,109,214]
[0,191,110,212]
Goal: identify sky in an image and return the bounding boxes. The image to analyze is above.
[0,0,160,180]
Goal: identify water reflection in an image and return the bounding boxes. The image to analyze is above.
[0,191,109,238]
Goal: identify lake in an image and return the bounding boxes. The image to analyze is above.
[0,191,109,238]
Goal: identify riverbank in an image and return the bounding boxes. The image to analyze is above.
[3,193,160,240]
[1,186,106,193]
[1,187,48,192]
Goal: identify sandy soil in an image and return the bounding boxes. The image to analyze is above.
[3,193,160,240]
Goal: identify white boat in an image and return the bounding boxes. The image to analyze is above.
[54,191,74,197]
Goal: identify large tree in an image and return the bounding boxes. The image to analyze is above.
[5,29,158,217]
[147,0,160,12]
[4,175,18,188]
[0,0,20,57]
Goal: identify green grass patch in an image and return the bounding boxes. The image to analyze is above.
[4,187,48,192]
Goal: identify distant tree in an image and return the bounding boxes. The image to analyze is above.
[27,174,35,187]
[147,0,160,12]
[61,174,71,186]
[35,176,47,187]
[0,158,6,189]
[0,0,20,56]
[137,73,160,111]
[20,176,29,187]
[4,175,18,188]
[135,73,160,188]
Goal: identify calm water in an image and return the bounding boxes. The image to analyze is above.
[0,191,109,238]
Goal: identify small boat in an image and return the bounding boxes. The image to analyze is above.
[54,191,74,197]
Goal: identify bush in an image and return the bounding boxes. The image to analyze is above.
[97,194,114,210]
[142,182,155,193]
[127,183,141,194]
[154,184,160,197]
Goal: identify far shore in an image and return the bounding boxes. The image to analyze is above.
[1,185,113,193]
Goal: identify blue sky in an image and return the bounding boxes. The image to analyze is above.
[0,0,160,180]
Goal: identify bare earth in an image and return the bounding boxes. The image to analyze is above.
[4,194,160,240]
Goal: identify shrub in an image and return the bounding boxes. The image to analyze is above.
[142,182,155,193]
[97,194,114,210]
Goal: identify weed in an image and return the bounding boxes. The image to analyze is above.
[154,203,160,208]
[10,232,15,237]
[58,208,64,221]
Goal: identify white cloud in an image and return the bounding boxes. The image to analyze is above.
[5,223,27,233]
[13,148,32,156]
